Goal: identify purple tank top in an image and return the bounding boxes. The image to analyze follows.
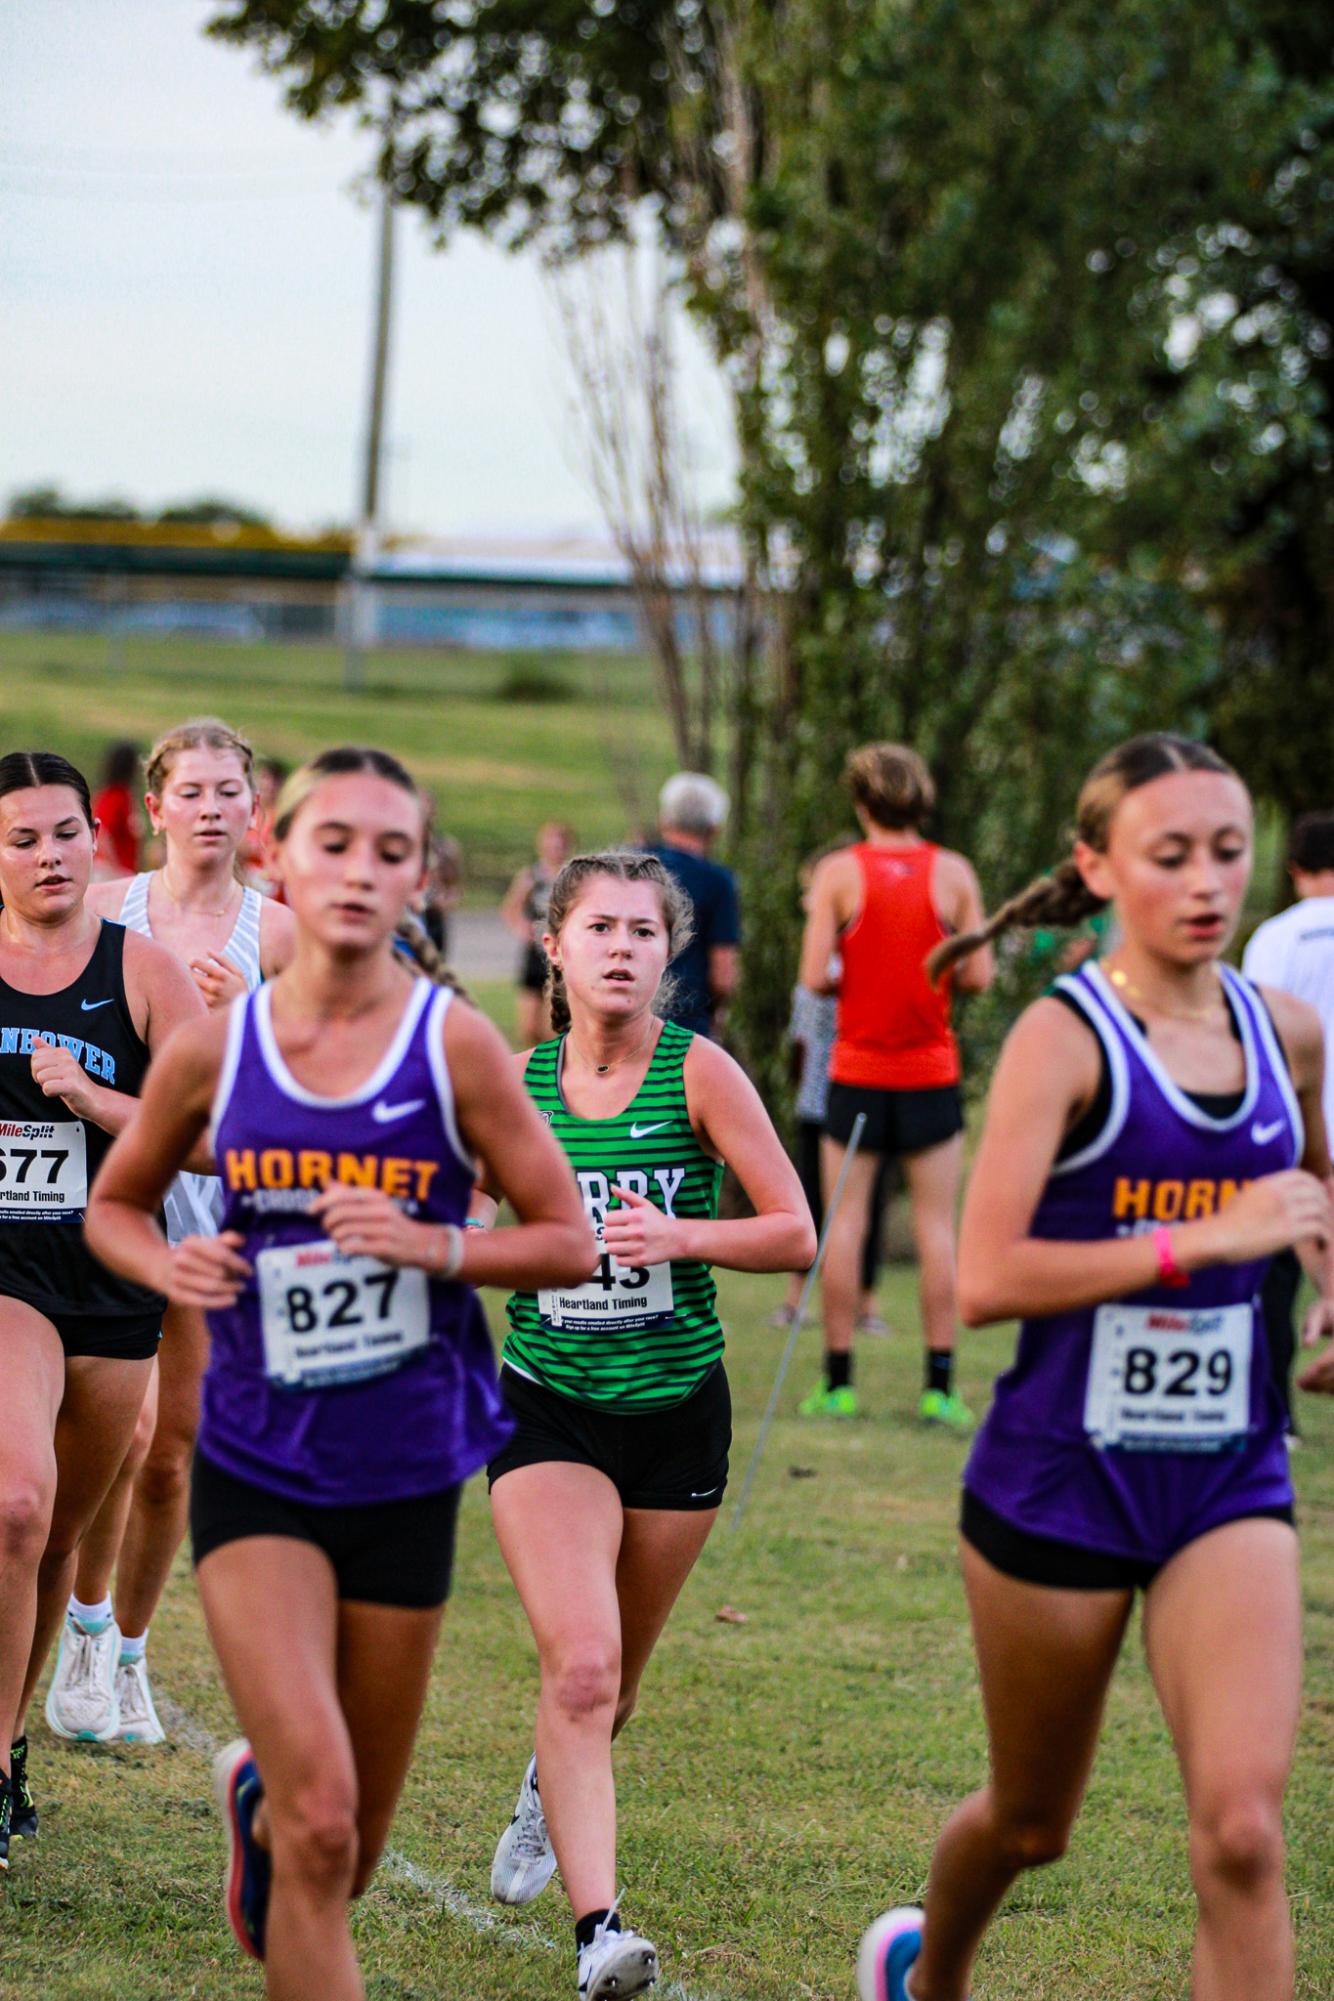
[201,978,512,1506]
[964,962,1299,1561]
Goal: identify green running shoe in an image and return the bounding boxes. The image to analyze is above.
[920,1387,974,1432]
[798,1383,859,1418]
[9,1738,36,1840]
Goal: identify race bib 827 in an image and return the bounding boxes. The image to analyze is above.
[256,1240,430,1390]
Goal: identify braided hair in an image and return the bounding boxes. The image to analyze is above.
[927,734,1240,984]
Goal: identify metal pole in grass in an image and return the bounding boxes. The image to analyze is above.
[727,1110,867,1539]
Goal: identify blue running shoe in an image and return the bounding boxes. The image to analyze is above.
[856,1906,924,2001]
[9,1738,36,1840]
[212,1739,270,1960]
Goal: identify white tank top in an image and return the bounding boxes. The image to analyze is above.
[120,873,265,992]
[118,872,265,1246]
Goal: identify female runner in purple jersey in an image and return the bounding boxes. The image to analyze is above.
[87,747,593,2001]
[857,736,1334,2001]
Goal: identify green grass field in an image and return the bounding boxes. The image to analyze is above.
[2,632,1332,1997]
[3,1268,1334,1999]
[0,632,678,894]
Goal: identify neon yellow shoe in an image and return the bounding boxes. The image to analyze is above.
[798,1383,858,1418]
[919,1387,974,1431]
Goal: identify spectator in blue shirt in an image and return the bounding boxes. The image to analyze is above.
[647,772,741,1038]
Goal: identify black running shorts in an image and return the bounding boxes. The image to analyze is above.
[960,1487,1296,1593]
[190,1451,461,1608]
[488,1361,731,1511]
[26,1305,162,1362]
[825,1080,963,1156]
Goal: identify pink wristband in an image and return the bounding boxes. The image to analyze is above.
[1152,1226,1189,1290]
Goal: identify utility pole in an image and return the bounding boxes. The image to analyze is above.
[343,179,396,692]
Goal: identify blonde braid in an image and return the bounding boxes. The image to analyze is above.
[927,860,1105,984]
[395,909,471,1002]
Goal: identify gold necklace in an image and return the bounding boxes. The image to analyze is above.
[579,1021,657,1076]
[157,870,238,921]
[1107,963,1226,1025]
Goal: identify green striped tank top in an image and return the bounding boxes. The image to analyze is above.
[504,1020,724,1411]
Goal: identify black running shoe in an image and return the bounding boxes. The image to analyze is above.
[9,1739,36,1840]
[0,1774,11,1873]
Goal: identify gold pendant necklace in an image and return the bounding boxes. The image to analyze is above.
[1107,963,1225,1026]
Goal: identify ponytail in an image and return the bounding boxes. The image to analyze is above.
[395,909,470,1002]
[928,861,1105,984]
[927,732,1240,986]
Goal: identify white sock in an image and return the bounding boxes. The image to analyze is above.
[68,1594,113,1634]
[118,1632,147,1665]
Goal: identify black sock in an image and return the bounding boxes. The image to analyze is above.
[826,1350,852,1392]
[927,1350,954,1396]
[575,1908,622,1952]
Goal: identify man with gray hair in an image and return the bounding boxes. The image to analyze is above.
[647,771,741,1039]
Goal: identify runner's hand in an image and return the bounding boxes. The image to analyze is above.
[1297,1296,1334,1396]
[1204,1170,1331,1264]
[166,1231,251,1309]
[30,1037,100,1119]
[190,953,248,1011]
[603,1186,683,1266]
[309,1184,425,1266]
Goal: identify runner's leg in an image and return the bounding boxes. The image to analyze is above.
[336,1598,446,1894]
[198,1536,363,2001]
[901,1133,964,1362]
[908,1543,1131,2001]
[612,1507,719,1736]
[819,1139,880,1360]
[16,1350,154,1731]
[1143,1518,1301,2001]
[0,1303,63,1758]
[70,1361,158,1607]
[491,1463,624,1918]
[113,1300,206,1638]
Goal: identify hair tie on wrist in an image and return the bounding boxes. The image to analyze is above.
[1152,1226,1189,1290]
[439,1223,464,1279]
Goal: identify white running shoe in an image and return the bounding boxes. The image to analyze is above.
[490,1755,558,1905]
[115,1655,166,1744]
[44,1617,122,1742]
[577,1914,659,2000]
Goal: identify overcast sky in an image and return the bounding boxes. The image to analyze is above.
[3,1,736,537]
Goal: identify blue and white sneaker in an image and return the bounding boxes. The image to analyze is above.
[212,1739,271,1960]
[856,1906,925,2001]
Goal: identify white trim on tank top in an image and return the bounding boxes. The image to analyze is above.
[1084,959,1261,1133]
[423,985,473,1176]
[208,991,251,1152]
[254,976,433,1109]
[1227,966,1304,1164]
[1046,973,1132,1178]
[119,871,264,992]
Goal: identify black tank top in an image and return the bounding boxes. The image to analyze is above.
[0,920,164,1321]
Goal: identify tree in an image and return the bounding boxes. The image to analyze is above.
[209,0,1333,1101]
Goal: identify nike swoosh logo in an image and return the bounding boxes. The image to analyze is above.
[629,1121,671,1139]
[80,998,113,1012]
[371,1098,426,1124]
[690,1486,721,1499]
[1251,1118,1286,1145]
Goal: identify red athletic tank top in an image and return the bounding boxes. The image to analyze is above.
[829,842,960,1089]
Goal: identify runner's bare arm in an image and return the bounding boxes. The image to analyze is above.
[85,1012,237,1300]
[1263,985,1334,1385]
[959,998,1332,1325]
[797,850,857,994]
[602,1037,815,1275]
[446,1004,593,1288]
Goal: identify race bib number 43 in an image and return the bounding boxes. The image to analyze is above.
[256,1240,430,1390]
[1084,1302,1252,1452]
[0,1120,87,1216]
[538,1215,674,1334]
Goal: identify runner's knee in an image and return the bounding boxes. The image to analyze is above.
[1190,1792,1285,1894]
[0,1477,54,1564]
[543,1640,621,1724]
[272,1783,359,1892]
[989,1802,1074,1871]
[135,1436,193,1512]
